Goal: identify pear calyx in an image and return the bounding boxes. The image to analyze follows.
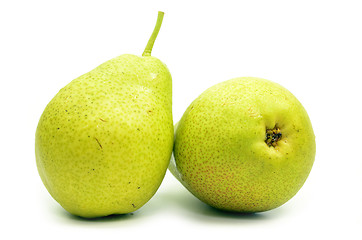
[265,126,282,147]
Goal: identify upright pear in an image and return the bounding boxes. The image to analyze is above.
[35,12,173,218]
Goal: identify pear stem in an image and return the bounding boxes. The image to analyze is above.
[142,11,164,57]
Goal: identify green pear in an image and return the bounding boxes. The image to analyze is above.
[35,12,173,218]
[170,77,315,212]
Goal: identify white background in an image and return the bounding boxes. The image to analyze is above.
[1,0,361,239]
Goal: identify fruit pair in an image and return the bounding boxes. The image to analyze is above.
[35,12,315,218]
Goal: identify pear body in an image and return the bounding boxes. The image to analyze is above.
[171,77,315,212]
[36,54,173,218]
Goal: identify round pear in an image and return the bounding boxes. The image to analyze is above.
[170,77,316,212]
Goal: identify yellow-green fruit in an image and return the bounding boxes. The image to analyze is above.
[170,77,316,212]
[35,12,173,218]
